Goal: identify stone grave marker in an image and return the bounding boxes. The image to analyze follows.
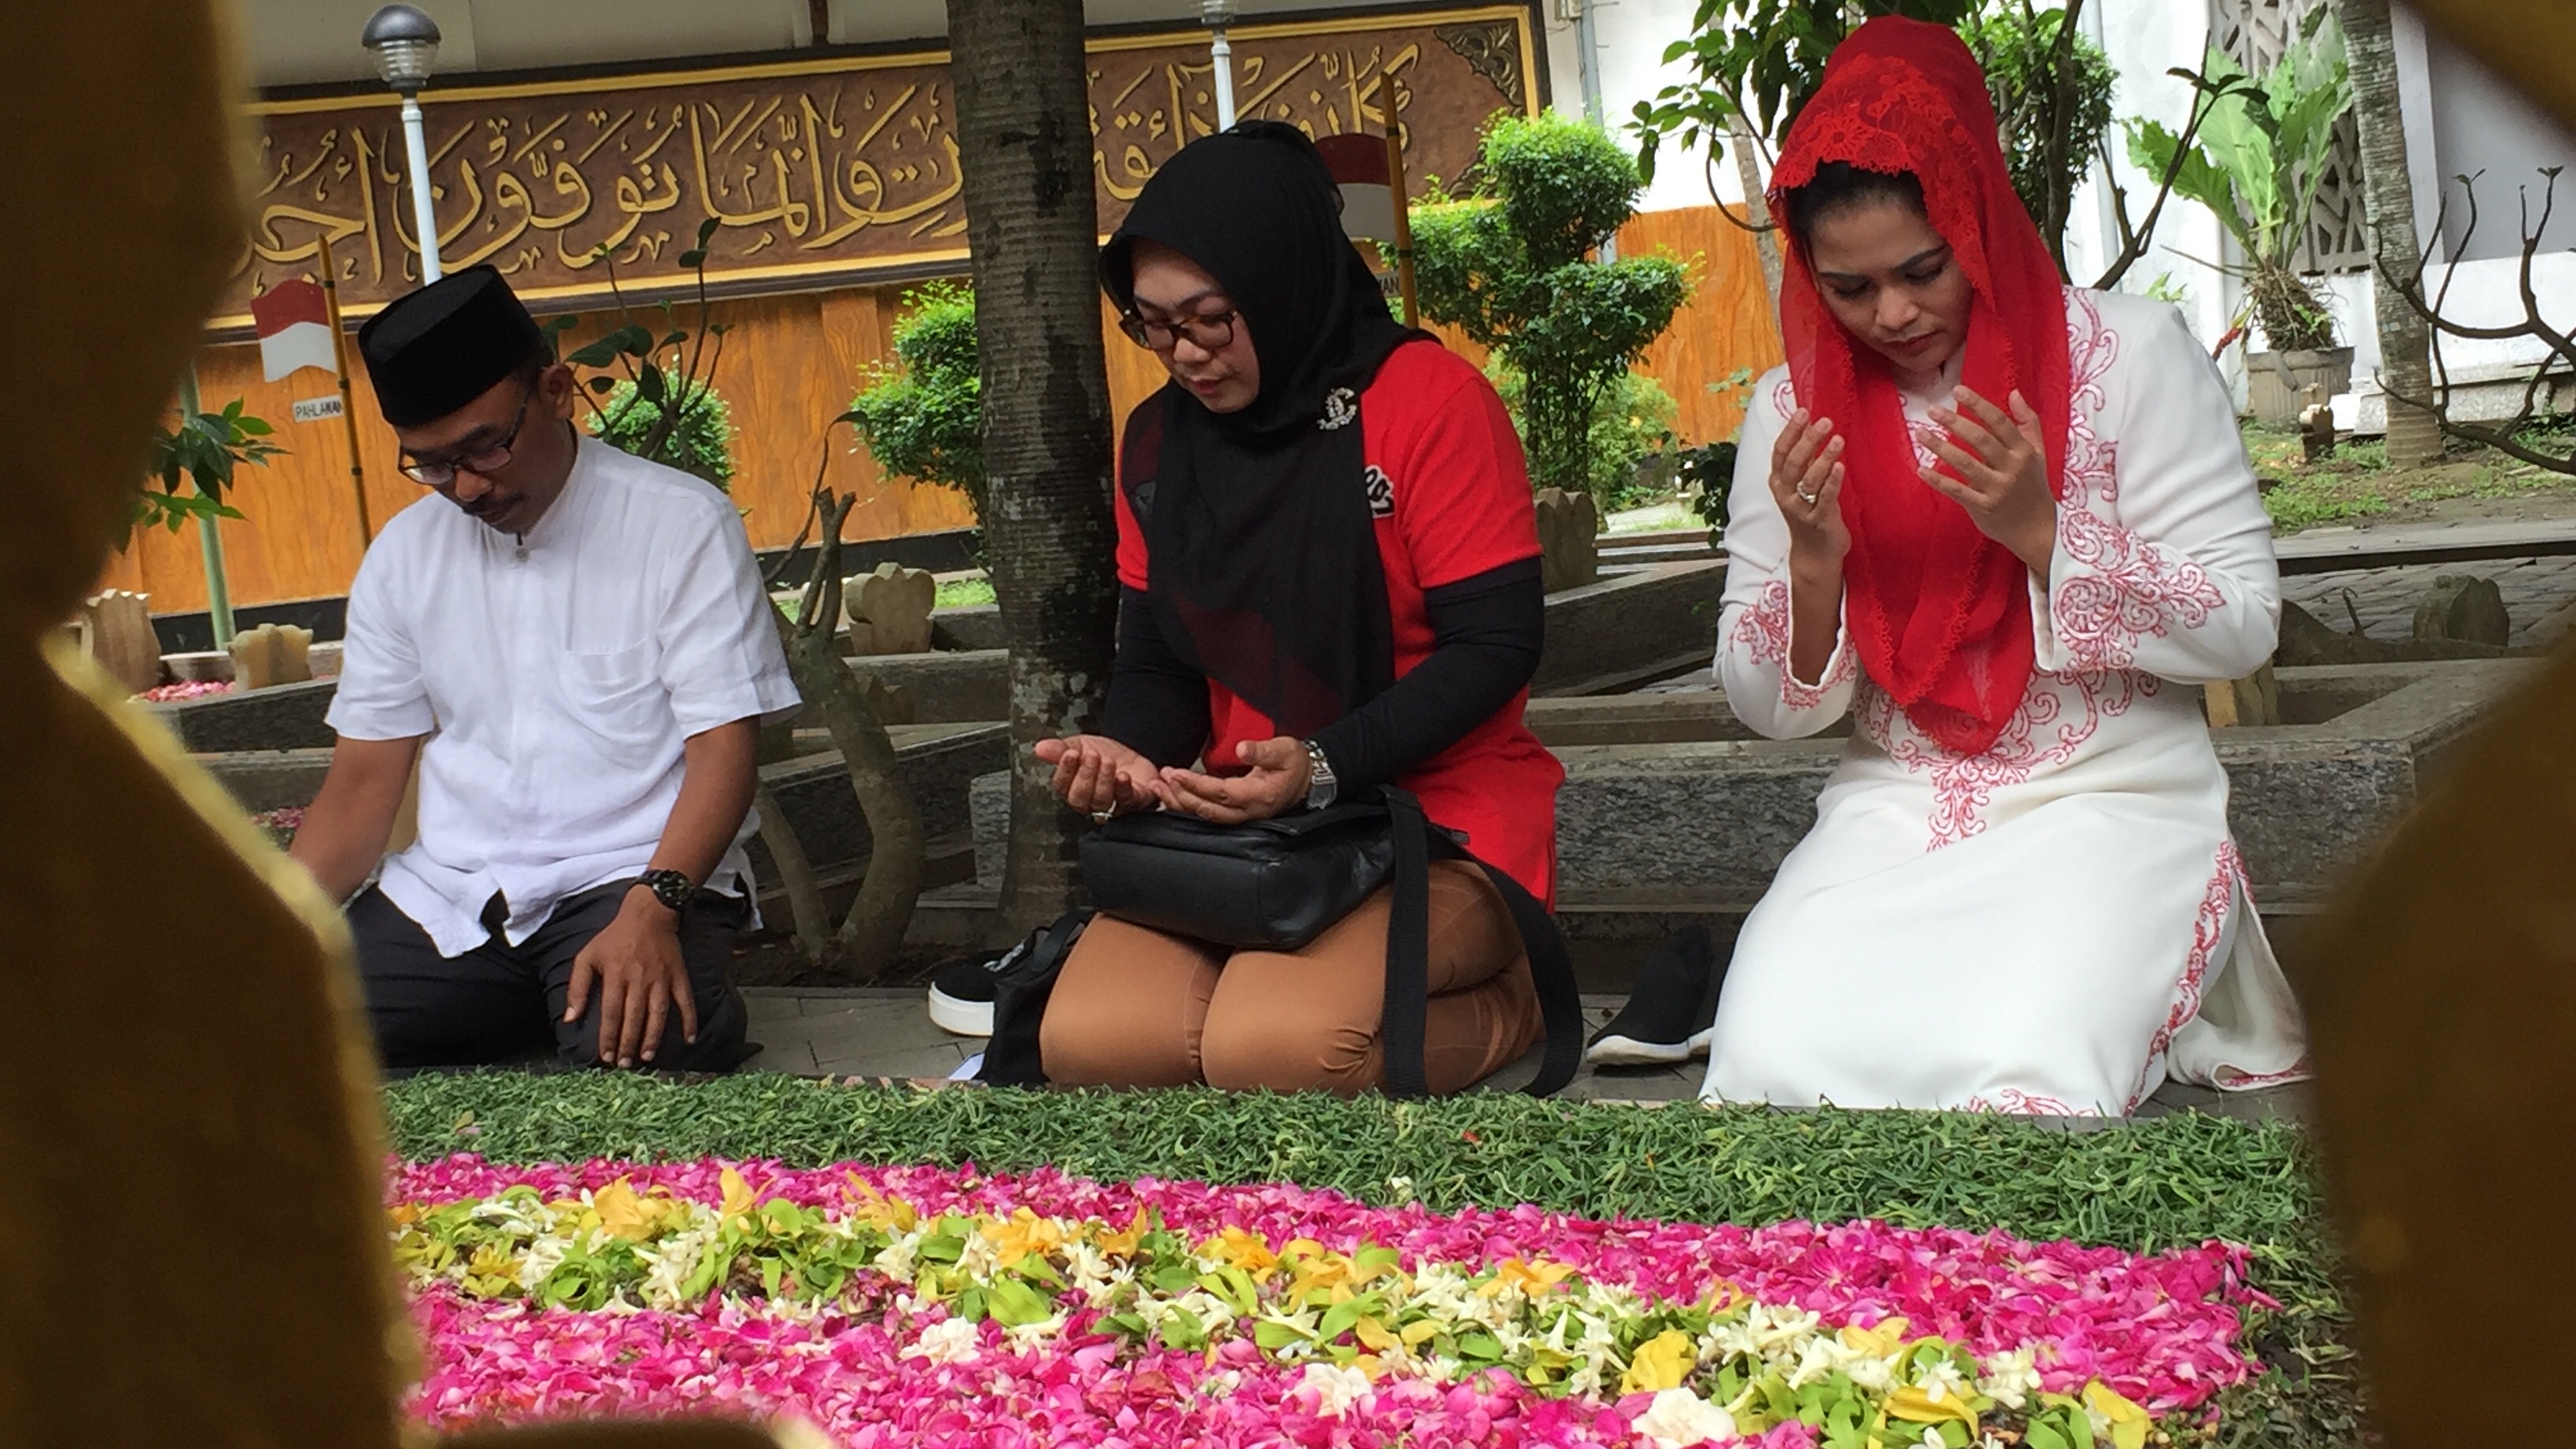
[2411,575,2510,647]
[1534,487,1600,593]
[844,562,937,656]
[227,621,314,690]
[81,589,162,693]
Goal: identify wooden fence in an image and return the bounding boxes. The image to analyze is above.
[99,204,1778,615]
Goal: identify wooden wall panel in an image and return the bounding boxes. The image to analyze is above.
[100,205,1781,615]
[1619,204,1784,447]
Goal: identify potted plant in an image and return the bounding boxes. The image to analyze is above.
[2127,9,2353,424]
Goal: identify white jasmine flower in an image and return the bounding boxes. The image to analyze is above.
[1301,1361,1373,1417]
[905,1316,982,1364]
[1634,1387,1738,1448]
[516,1236,569,1293]
[1913,1355,1973,1405]
[1385,1175,1417,1203]
[874,1239,919,1284]
[1979,1347,2042,1410]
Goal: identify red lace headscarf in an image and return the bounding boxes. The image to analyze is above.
[1770,17,2070,754]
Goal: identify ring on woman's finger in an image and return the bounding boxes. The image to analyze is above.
[1795,485,1819,506]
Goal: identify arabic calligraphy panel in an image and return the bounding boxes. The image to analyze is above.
[224,5,1532,327]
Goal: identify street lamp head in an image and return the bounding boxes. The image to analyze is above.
[361,5,441,92]
[1200,0,1237,28]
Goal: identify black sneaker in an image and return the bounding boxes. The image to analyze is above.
[927,941,1029,1038]
[1586,925,1723,1068]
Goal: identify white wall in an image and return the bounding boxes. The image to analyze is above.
[1538,0,1743,214]
[2418,17,2576,260]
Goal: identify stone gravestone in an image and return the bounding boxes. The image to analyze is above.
[2411,575,2510,648]
[81,589,162,694]
[859,674,919,727]
[843,563,937,657]
[227,621,314,691]
[1533,487,1600,593]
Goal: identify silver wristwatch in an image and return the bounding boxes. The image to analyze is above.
[1301,739,1339,810]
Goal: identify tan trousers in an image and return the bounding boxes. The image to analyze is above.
[1041,861,1544,1095]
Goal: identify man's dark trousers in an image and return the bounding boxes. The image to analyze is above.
[352,881,751,1071]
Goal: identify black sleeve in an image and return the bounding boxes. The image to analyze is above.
[1309,556,1544,792]
[1099,586,1213,768]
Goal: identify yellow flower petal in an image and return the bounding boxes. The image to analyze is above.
[1096,1208,1151,1260]
[1620,1328,1699,1394]
[1200,1226,1280,1279]
[1487,1258,1580,1297]
[720,1166,757,1224]
[2083,1380,2151,1449]
[1839,1316,1911,1357]
[1354,1316,1403,1353]
[593,1178,659,1242]
[1886,1383,1979,1434]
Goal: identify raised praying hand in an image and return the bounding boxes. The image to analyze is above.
[1922,385,2059,575]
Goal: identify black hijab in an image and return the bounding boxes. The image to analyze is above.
[1100,122,1421,739]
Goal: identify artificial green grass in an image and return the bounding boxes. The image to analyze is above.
[382,1075,2367,1447]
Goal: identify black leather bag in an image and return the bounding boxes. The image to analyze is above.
[1080,799,1398,951]
[1073,788,1586,1099]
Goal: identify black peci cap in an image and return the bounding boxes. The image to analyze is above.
[357,264,545,427]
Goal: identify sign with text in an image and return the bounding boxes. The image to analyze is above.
[290,396,345,423]
[223,6,1534,329]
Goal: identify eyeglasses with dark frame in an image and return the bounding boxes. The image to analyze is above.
[400,385,536,486]
[1117,307,1240,353]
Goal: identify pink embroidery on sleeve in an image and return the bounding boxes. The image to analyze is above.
[1732,579,1855,711]
[2048,289,2227,672]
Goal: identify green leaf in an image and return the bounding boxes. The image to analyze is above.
[697,215,721,246]
[1253,1319,1312,1351]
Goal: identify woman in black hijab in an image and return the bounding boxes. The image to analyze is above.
[1029,122,1564,1095]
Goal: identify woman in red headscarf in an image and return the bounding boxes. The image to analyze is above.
[1693,17,2308,1114]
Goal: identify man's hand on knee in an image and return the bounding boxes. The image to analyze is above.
[564,889,700,1068]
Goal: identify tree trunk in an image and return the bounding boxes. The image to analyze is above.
[945,0,1120,935]
[769,495,927,979]
[2335,0,2446,466]
[1728,112,1783,308]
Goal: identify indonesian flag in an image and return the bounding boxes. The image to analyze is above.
[1314,133,1398,242]
[252,278,339,382]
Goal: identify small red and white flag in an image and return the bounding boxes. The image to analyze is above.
[1314,133,1398,243]
[252,277,339,382]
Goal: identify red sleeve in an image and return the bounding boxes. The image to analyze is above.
[1113,401,1157,591]
[1390,361,1541,590]
[1113,474,1149,592]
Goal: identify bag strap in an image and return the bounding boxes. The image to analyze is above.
[1380,788,1585,1100]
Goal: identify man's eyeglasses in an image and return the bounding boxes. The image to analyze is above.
[401,387,534,486]
[1118,308,1239,353]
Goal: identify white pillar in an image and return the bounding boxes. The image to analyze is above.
[399,92,442,281]
[1211,27,1237,131]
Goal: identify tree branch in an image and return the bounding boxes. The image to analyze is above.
[2093,56,2233,290]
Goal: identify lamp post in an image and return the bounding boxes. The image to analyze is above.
[1200,0,1238,132]
[361,5,444,282]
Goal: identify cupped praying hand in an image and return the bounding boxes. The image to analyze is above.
[1035,734,1170,820]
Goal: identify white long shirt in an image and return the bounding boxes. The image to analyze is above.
[328,436,800,957]
[1700,288,2308,1114]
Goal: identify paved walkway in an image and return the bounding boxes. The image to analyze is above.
[741,989,2305,1121]
[2281,552,2576,646]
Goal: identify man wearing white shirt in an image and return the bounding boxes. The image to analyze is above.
[290,265,799,1073]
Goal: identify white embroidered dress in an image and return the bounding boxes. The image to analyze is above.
[1699,288,2309,1114]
